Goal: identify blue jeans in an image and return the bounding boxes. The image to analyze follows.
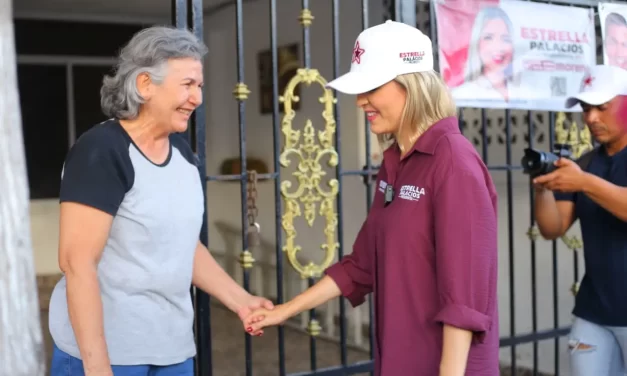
[569,317,627,375]
[50,343,194,376]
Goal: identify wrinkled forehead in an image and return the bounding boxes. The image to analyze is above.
[165,58,203,77]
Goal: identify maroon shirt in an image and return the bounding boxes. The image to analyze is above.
[325,117,499,376]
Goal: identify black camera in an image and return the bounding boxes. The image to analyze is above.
[521,144,572,178]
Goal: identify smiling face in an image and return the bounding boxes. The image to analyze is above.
[356,81,407,135]
[139,57,204,133]
[477,18,513,74]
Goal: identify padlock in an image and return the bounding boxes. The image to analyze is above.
[247,222,261,248]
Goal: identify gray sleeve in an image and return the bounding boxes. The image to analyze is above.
[59,126,134,216]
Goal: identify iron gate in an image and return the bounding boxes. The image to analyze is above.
[170,0,605,375]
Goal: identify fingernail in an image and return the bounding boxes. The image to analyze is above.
[246,327,252,332]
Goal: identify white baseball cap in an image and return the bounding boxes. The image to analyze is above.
[565,64,627,108]
[326,20,434,95]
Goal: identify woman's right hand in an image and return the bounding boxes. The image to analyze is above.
[245,303,291,335]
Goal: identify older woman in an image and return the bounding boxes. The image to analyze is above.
[245,20,500,376]
[48,26,273,376]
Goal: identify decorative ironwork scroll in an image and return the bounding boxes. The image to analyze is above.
[279,68,339,279]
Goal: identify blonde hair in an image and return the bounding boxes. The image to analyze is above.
[377,70,457,154]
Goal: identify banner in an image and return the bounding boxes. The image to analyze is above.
[599,2,627,70]
[434,0,596,112]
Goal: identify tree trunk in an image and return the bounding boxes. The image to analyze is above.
[0,0,46,374]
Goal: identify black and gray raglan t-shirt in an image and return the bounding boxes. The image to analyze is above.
[48,119,204,365]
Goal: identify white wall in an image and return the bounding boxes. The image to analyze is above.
[26,1,589,374]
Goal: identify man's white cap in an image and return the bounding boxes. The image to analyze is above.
[565,64,627,108]
[326,20,434,95]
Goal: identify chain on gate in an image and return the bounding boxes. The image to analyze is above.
[246,170,260,250]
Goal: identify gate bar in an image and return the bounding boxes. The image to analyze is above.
[231,0,256,375]
[188,0,212,375]
[499,326,571,347]
[394,0,417,28]
[330,0,349,368]
[267,0,288,373]
[548,111,561,376]
[171,0,187,30]
[504,110,517,375]
[359,0,376,367]
[527,108,540,375]
[297,0,322,372]
[171,0,212,375]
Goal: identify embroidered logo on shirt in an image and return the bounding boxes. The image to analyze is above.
[379,180,388,193]
[398,185,425,201]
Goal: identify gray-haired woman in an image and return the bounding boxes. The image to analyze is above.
[48,26,273,376]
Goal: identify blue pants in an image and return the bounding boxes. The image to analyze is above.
[50,343,194,376]
[569,317,627,376]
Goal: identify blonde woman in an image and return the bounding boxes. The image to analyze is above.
[452,6,520,103]
[244,21,499,376]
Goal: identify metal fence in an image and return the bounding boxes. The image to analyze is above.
[171,0,617,375]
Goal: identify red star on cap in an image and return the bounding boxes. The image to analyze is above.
[352,41,365,64]
[583,75,594,87]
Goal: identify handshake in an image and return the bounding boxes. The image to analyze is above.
[235,294,291,336]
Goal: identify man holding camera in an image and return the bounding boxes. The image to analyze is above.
[534,64,627,375]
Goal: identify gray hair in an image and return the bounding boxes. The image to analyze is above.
[100,26,208,119]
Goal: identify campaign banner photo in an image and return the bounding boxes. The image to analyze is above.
[434,0,596,112]
[599,2,627,70]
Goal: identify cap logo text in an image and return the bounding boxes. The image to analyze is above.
[399,51,425,64]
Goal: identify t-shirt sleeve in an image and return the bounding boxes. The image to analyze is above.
[553,190,576,202]
[432,167,498,343]
[59,134,133,216]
